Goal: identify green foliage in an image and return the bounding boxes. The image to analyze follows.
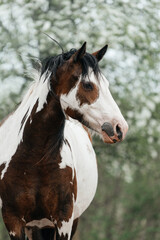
[0,213,9,240]
[0,0,160,239]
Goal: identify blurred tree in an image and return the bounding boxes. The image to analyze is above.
[0,0,160,239]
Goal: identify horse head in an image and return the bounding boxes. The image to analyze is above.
[49,42,128,144]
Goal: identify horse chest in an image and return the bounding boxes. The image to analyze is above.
[62,120,98,219]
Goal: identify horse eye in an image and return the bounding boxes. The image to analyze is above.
[82,82,93,91]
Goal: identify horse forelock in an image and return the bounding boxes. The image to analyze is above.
[40,49,100,84]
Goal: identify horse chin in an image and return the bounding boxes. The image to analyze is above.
[84,126,115,144]
[101,131,115,144]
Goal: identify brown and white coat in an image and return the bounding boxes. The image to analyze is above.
[0,43,128,240]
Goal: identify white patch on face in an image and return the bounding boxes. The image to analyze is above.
[0,71,51,179]
[81,73,128,138]
[0,198,2,208]
[60,78,80,111]
[10,231,16,236]
[61,68,128,139]
[60,68,99,111]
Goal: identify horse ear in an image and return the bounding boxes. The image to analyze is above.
[92,45,108,62]
[73,42,86,62]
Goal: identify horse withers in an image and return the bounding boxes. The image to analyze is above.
[0,42,128,240]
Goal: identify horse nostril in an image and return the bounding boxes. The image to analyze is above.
[101,122,114,137]
[116,124,123,140]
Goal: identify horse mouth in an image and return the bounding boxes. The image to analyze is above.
[101,130,117,144]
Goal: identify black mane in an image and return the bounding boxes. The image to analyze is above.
[40,48,100,80]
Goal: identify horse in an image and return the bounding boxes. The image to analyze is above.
[0,42,128,240]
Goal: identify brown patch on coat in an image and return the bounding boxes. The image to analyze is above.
[65,107,92,130]
[54,61,82,96]
[73,169,77,201]
[76,81,99,106]
[65,107,92,143]
[65,107,84,122]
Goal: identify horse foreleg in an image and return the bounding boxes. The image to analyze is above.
[56,214,74,240]
[2,208,25,240]
[70,218,79,240]
[25,227,32,240]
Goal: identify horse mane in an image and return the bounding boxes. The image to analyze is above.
[40,48,100,82]
[34,49,100,156]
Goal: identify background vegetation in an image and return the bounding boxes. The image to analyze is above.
[0,0,160,239]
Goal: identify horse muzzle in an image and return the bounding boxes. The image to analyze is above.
[101,121,128,144]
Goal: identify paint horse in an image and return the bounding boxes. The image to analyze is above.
[0,42,128,240]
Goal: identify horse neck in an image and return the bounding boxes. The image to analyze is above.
[21,86,65,157]
[32,95,65,152]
